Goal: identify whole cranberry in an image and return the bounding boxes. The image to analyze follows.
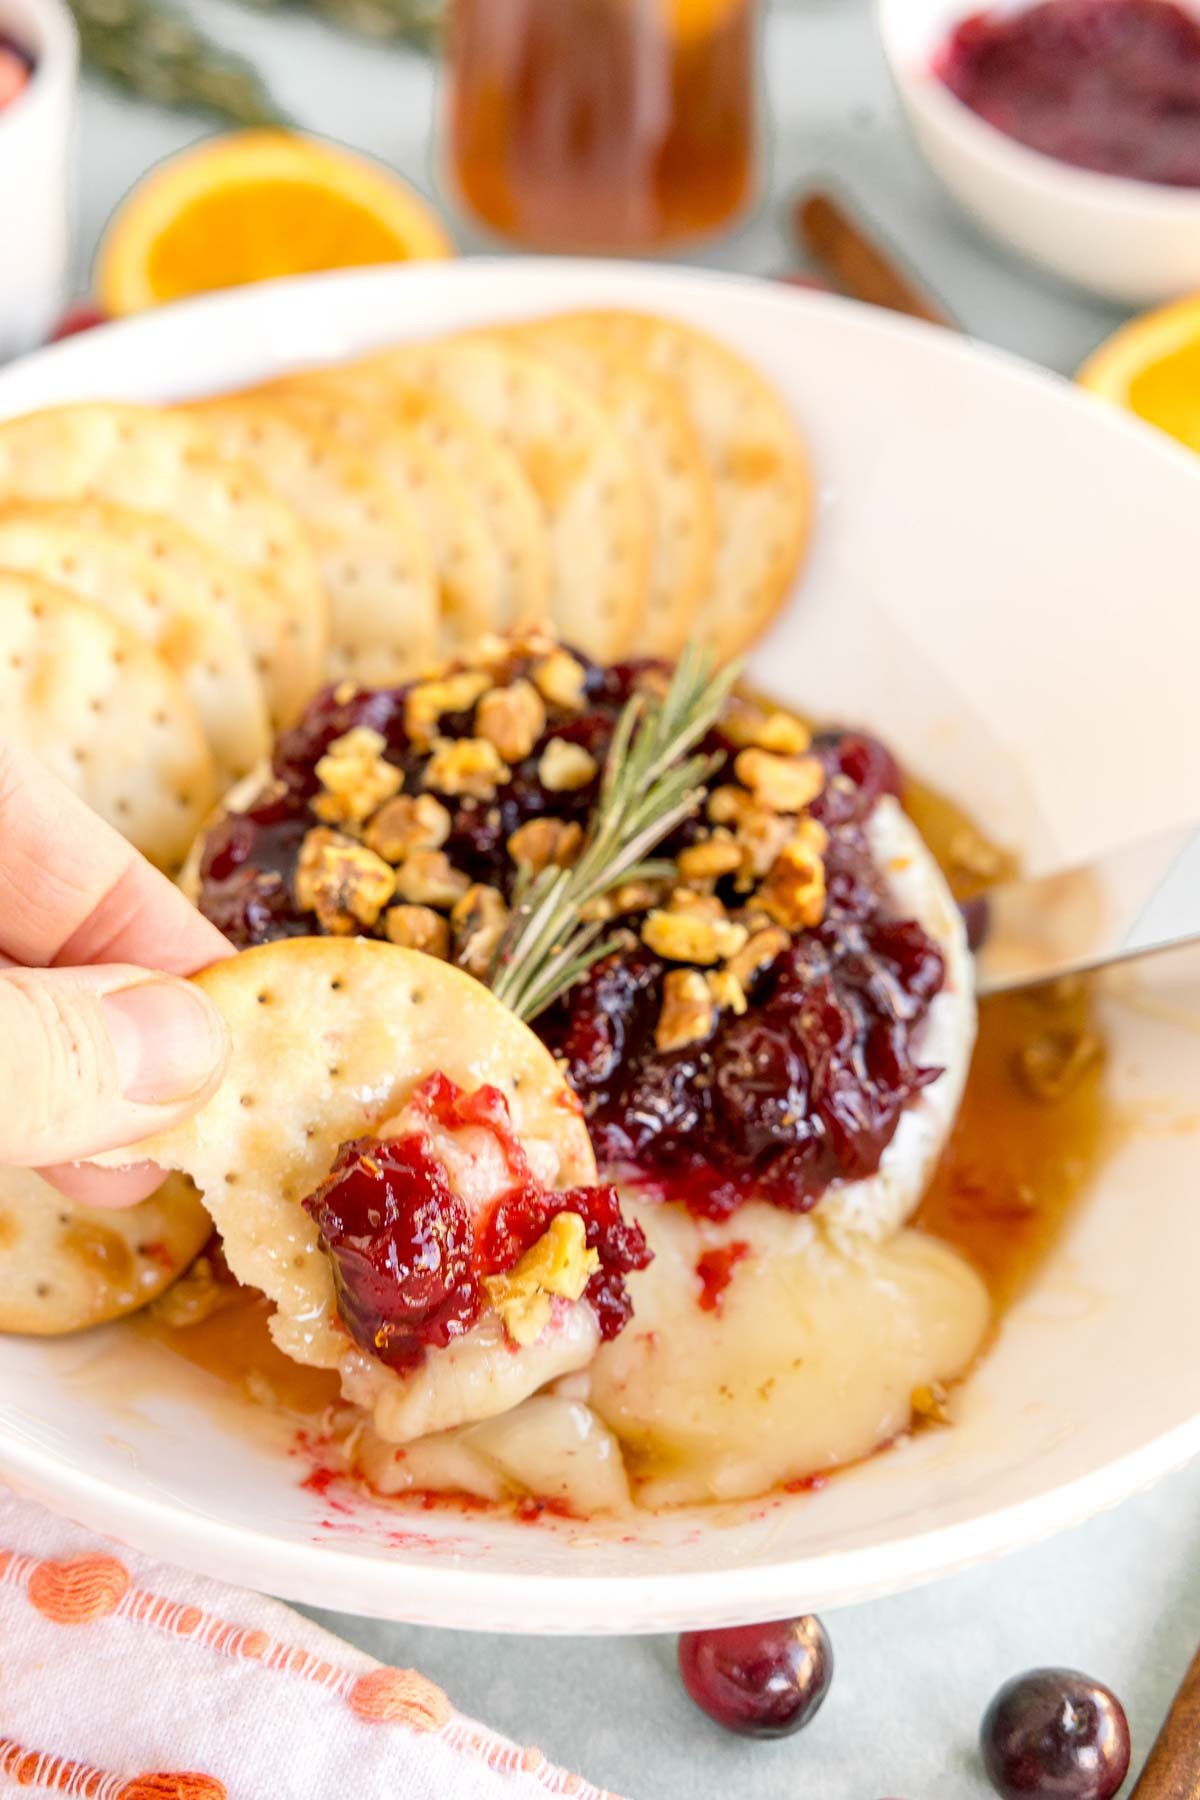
[981,1668,1131,1800]
[678,1616,832,1738]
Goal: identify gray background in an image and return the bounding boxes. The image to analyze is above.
[72,2,1198,1792]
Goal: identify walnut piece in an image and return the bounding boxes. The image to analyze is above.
[364,792,452,863]
[676,831,743,885]
[538,737,598,792]
[404,670,492,747]
[734,747,825,814]
[312,727,403,827]
[295,827,396,933]
[706,969,748,1016]
[757,832,827,931]
[392,849,471,909]
[655,969,716,1051]
[451,883,510,977]
[483,1213,599,1348]
[581,877,670,923]
[475,678,546,764]
[507,816,584,874]
[424,735,511,801]
[383,904,450,956]
[721,699,811,755]
[531,649,587,712]
[642,908,748,965]
[725,925,790,988]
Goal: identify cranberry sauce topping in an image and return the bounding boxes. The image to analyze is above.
[302,1074,650,1368]
[938,0,1200,188]
[199,651,947,1220]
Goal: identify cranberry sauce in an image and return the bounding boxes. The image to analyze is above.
[938,0,1200,187]
[199,654,948,1220]
[302,1074,650,1368]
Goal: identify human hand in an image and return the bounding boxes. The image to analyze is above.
[0,739,232,1205]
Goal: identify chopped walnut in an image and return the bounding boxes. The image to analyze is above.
[295,828,395,933]
[1013,1029,1104,1104]
[483,1212,599,1347]
[725,925,790,989]
[735,807,794,886]
[581,878,670,923]
[707,784,753,827]
[706,969,748,1016]
[392,849,471,909]
[507,816,584,874]
[666,888,727,922]
[404,670,492,747]
[531,649,587,712]
[475,678,547,763]
[364,792,451,863]
[676,831,743,886]
[383,904,450,957]
[424,735,511,800]
[642,907,748,965]
[734,747,826,814]
[312,727,403,827]
[721,698,812,755]
[911,1381,953,1427]
[451,883,510,977]
[539,738,598,792]
[758,832,827,931]
[656,969,716,1051]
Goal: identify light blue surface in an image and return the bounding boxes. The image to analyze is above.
[74,5,1194,1792]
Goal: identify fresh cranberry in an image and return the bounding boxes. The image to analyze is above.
[678,1617,833,1738]
[981,1669,1131,1800]
[304,1135,482,1369]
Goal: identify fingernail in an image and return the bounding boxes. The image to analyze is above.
[102,980,227,1106]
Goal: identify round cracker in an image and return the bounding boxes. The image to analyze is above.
[97,938,597,1375]
[0,500,270,788]
[507,320,716,657]
[360,335,651,659]
[0,403,328,718]
[187,396,439,687]
[256,384,503,654]
[294,367,551,632]
[0,1167,210,1336]
[0,571,216,869]
[550,310,813,659]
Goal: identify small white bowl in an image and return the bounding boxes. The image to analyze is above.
[0,0,76,358]
[878,0,1200,307]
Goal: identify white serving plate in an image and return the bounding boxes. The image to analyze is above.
[1,260,1199,1634]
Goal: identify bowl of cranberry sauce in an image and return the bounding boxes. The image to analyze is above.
[0,0,76,354]
[878,0,1200,303]
[196,645,954,1224]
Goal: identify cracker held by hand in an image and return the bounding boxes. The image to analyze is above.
[96,939,649,1443]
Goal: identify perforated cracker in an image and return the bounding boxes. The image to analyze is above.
[0,571,216,869]
[357,335,651,659]
[97,938,597,1379]
[0,403,328,718]
[0,1168,210,1336]
[188,395,439,686]
[0,500,270,786]
[508,318,716,657]
[295,366,551,632]
[550,311,813,659]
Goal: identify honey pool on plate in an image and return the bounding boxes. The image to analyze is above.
[139,765,1111,1516]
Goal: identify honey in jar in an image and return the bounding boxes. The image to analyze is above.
[445,0,760,252]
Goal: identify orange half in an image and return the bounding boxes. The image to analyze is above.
[1077,294,1200,453]
[97,130,453,317]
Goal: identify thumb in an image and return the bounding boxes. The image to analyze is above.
[0,964,228,1166]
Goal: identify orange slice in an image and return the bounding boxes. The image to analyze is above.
[1077,295,1200,452]
[96,130,453,317]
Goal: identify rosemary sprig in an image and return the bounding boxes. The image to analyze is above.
[70,0,289,126]
[488,647,741,1023]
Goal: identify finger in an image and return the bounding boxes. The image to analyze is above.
[0,964,229,1166]
[39,1160,168,1209]
[0,738,232,972]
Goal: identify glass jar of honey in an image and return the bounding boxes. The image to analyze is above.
[444,0,760,253]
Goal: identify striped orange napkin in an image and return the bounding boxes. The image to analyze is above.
[0,1488,622,1798]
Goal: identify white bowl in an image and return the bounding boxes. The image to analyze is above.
[878,0,1200,307]
[0,0,75,358]
[2,259,1200,1632]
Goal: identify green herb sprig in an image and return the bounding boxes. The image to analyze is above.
[488,647,740,1024]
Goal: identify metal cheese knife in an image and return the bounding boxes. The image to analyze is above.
[973,822,1200,996]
